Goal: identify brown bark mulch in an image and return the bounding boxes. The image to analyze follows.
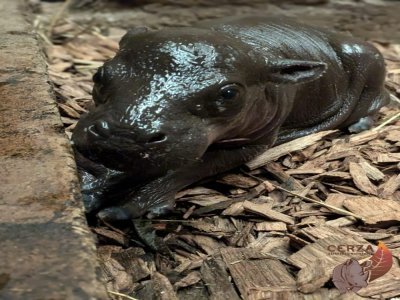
[42,18,400,300]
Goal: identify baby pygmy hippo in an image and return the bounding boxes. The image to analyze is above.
[72,16,389,221]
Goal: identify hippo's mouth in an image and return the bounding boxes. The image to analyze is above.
[72,128,164,171]
[211,137,252,148]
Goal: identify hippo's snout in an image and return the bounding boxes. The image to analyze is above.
[88,119,167,145]
[72,108,210,175]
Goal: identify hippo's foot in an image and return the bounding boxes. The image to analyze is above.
[78,169,110,213]
[97,189,176,221]
[97,201,174,221]
[82,191,106,213]
[347,116,375,133]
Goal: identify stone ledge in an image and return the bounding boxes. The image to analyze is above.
[0,1,108,299]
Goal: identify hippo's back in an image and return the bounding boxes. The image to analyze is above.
[198,16,342,66]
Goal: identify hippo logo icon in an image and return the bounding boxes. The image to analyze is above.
[332,242,393,293]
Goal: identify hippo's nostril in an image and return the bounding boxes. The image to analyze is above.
[87,120,110,138]
[146,133,167,144]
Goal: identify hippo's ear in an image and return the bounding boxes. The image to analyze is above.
[119,27,149,49]
[267,59,327,84]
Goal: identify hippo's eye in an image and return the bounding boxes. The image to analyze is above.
[219,84,240,101]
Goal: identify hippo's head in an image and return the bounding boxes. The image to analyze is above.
[72,27,325,178]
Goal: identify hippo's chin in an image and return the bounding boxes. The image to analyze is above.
[73,138,207,183]
[76,147,168,178]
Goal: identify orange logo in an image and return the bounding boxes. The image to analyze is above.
[332,242,393,293]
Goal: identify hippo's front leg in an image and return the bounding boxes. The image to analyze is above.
[74,150,130,212]
[97,145,266,221]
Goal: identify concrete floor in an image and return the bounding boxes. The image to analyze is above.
[0,1,108,299]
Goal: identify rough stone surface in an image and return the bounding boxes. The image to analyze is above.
[0,1,108,299]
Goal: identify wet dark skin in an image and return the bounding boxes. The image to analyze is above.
[72,16,389,221]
